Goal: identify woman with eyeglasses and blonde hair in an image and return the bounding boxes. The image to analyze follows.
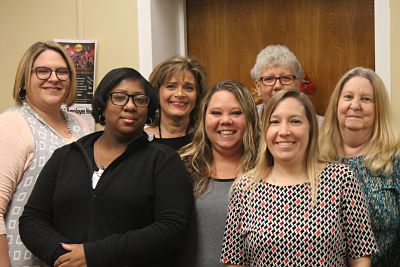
[19,67,193,267]
[0,41,90,267]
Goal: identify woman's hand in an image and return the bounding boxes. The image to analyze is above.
[54,243,87,267]
[0,235,11,267]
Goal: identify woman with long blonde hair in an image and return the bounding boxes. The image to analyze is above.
[177,80,259,266]
[221,89,377,267]
[319,67,400,266]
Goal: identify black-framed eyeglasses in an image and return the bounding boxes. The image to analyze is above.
[259,75,297,86]
[109,92,149,107]
[32,67,71,81]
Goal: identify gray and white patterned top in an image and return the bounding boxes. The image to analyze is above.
[5,102,89,267]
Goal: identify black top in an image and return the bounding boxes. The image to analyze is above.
[153,133,193,151]
[19,131,194,267]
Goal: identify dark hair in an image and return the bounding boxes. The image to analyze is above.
[92,67,159,125]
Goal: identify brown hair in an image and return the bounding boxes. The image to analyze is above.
[149,55,207,128]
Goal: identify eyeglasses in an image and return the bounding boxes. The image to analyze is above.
[32,67,71,81]
[109,92,149,107]
[259,75,297,86]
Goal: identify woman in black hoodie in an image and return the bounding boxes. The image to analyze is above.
[19,67,193,267]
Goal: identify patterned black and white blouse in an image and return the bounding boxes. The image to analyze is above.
[221,163,377,267]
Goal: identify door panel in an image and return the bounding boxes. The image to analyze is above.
[186,0,374,115]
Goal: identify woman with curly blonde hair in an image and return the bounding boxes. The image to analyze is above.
[177,80,260,266]
[319,67,400,266]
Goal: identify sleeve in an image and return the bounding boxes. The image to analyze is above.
[340,165,378,259]
[220,177,248,265]
[19,147,71,265]
[83,151,194,266]
[0,111,34,235]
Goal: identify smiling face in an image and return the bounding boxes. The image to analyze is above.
[205,90,246,155]
[256,66,300,104]
[266,97,310,167]
[27,49,70,110]
[159,70,197,120]
[337,76,375,134]
[103,79,148,139]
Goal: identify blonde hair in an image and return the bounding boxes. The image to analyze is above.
[250,89,322,201]
[13,41,77,107]
[180,80,260,197]
[319,67,400,175]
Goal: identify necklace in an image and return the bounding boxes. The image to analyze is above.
[158,123,190,139]
[95,136,107,170]
[92,136,106,189]
[157,112,191,139]
[60,110,76,139]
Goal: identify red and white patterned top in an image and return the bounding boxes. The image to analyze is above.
[221,163,377,266]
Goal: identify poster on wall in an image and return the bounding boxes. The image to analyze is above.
[54,39,96,131]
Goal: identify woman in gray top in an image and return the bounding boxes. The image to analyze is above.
[177,80,260,266]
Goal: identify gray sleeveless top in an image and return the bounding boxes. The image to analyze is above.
[5,102,89,266]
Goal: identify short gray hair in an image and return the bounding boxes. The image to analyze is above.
[250,44,304,81]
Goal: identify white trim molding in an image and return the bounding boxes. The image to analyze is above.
[375,0,391,97]
[137,0,153,79]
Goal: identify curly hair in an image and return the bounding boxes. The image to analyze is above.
[180,80,260,197]
[250,44,304,81]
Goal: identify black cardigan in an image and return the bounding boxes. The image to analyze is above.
[19,131,193,267]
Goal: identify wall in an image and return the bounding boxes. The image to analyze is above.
[0,0,399,126]
[390,0,400,126]
[0,0,138,112]
[137,0,186,79]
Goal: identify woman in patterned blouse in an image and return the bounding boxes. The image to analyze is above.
[0,41,90,267]
[319,67,400,266]
[221,89,377,267]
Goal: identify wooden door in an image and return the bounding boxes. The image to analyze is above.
[186,0,374,115]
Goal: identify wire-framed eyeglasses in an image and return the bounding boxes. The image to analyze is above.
[32,67,71,81]
[109,92,149,107]
[259,75,297,86]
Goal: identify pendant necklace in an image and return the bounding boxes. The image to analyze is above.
[60,110,76,139]
[158,124,190,139]
[92,136,106,189]
[157,112,190,139]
